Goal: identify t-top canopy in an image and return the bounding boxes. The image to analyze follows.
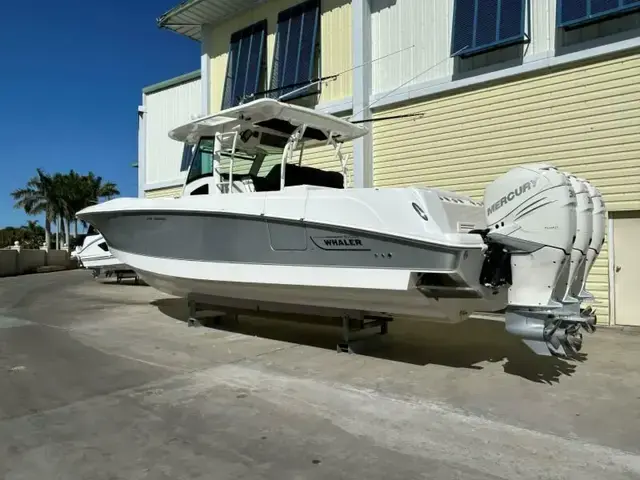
[169,98,369,148]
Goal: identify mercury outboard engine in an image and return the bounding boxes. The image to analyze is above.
[478,164,605,357]
[556,174,593,306]
[572,181,607,302]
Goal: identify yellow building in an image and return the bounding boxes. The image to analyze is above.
[156,0,640,326]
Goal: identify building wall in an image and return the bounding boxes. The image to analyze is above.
[143,76,201,190]
[371,0,454,94]
[205,0,352,113]
[371,0,557,92]
[370,0,640,97]
[371,50,640,324]
[373,52,640,210]
[144,186,183,199]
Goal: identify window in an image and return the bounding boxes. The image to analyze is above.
[557,0,640,28]
[270,0,321,100]
[451,0,528,57]
[221,20,267,109]
[185,138,256,186]
[179,143,194,172]
[186,138,214,185]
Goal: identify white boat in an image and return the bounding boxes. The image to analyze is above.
[77,98,606,357]
[73,225,131,278]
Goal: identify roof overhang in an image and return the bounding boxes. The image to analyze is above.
[157,0,269,41]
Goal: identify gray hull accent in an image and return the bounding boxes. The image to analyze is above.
[83,210,474,274]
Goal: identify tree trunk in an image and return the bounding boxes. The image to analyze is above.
[74,219,78,239]
[65,218,71,251]
[44,216,51,249]
[55,216,60,250]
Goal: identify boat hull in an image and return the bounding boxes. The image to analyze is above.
[112,247,506,323]
[79,255,128,271]
[92,210,469,270]
[78,188,506,322]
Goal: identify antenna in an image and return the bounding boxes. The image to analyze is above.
[351,113,425,124]
[239,75,338,104]
[238,44,417,105]
[348,45,469,122]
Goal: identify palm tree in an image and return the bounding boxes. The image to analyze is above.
[23,220,42,235]
[11,168,59,249]
[64,169,85,239]
[12,169,120,251]
[83,172,120,203]
[74,172,120,231]
[51,172,72,249]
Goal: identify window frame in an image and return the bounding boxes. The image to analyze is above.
[221,19,268,109]
[185,137,215,186]
[557,0,640,29]
[451,0,530,58]
[269,0,321,101]
[179,143,194,172]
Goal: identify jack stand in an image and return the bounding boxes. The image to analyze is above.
[187,300,204,327]
[187,299,238,328]
[337,314,391,354]
[109,270,139,284]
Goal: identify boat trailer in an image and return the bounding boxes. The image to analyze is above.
[93,268,141,284]
[186,294,392,354]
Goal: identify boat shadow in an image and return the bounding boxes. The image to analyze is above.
[151,297,586,385]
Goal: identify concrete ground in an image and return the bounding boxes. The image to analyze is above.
[1,270,640,479]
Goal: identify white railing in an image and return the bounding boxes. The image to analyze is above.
[280,124,307,191]
[327,130,349,188]
[210,124,348,194]
[213,131,240,194]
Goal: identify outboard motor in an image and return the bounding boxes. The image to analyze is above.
[479,164,604,357]
[556,175,593,306]
[547,175,597,335]
[572,181,606,302]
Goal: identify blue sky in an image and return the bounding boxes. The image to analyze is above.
[0,0,200,228]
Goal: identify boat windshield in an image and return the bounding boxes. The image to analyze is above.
[184,129,348,194]
[186,138,214,185]
[186,137,263,186]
